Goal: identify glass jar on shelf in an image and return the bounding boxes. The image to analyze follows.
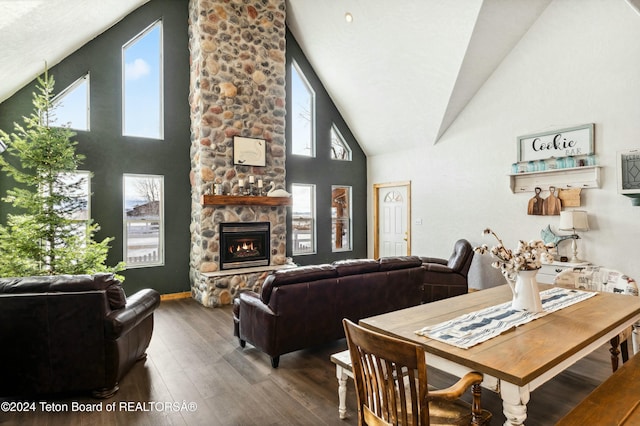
[511,163,519,174]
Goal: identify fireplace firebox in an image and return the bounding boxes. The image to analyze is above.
[219,222,270,270]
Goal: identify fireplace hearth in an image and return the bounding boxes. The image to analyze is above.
[219,222,270,270]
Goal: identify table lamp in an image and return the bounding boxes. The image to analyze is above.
[559,210,589,263]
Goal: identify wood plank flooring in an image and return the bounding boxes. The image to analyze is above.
[0,297,618,425]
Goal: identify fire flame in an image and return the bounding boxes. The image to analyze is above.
[229,241,255,253]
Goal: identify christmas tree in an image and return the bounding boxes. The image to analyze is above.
[0,69,124,277]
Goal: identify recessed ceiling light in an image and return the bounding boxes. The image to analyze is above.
[345,12,353,23]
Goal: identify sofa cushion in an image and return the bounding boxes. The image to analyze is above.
[0,274,93,293]
[378,256,423,271]
[261,265,338,303]
[423,263,454,273]
[0,273,126,310]
[332,259,379,276]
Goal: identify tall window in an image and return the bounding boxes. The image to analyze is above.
[122,20,163,139]
[56,171,90,222]
[52,171,90,241]
[292,183,316,255]
[123,174,164,267]
[330,124,351,161]
[331,185,352,251]
[290,61,315,157]
[52,74,90,131]
[41,170,91,247]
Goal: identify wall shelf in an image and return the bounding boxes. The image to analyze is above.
[201,194,292,206]
[509,166,601,193]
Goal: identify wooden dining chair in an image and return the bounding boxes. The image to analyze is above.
[342,319,492,426]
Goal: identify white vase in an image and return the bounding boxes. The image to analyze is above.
[511,269,543,313]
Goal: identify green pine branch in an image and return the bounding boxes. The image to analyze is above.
[0,68,124,278]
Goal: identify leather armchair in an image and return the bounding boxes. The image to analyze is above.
[420,239,474,303]
[0,273,160,398]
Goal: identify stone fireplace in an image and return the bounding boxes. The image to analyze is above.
[188,0,288,307]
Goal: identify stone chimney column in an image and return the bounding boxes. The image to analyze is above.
[188,0,287,306]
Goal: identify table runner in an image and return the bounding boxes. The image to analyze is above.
[415,287,597,349]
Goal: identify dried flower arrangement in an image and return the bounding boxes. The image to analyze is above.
[474,228,554,284]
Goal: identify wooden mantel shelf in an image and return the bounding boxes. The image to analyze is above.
[201,194,292,207]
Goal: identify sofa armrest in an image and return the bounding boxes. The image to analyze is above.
[239,291,276,318]
[104,289,160,339]
[237,291,278,354]
[233,291,262,336]
[420,256,448,266]
[423,263,455,273]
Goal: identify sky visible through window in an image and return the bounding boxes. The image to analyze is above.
[123,22,162,139]
[291,62,313,156]
[52,22,162,138]
[52,76,88,131]
[331,124,351,161]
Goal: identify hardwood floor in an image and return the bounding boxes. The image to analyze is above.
[0,297,617,425]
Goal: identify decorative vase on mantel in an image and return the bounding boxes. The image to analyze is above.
[509,269,543,313]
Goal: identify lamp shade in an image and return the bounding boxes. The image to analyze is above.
[559,210,589,231]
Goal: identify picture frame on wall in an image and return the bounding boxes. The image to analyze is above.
[233,136,266,167]
[517,123,594,162]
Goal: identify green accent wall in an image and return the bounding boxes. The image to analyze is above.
[0,1,368,292]
[286,30,368,265]
[0,0,191,295]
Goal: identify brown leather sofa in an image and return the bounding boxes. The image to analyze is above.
[233,256,424,367]
[0,273,160,398]
[421,239,474,303]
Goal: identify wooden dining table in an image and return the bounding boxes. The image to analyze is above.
[359,284,640,426]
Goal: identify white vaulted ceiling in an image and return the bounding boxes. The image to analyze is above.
[0,0,564,156]
[0,0,149,103]
[285,0,553,155]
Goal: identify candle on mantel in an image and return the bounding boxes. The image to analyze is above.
[249,175,255,184]
[238,179,244,187]
[258,179,263,188]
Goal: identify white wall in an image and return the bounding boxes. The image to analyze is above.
[368,0,640,288]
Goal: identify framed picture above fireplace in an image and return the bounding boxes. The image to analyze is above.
[233,136,266,167]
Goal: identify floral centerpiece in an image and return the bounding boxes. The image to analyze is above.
[474,228,554,283]
[475,228,554,312]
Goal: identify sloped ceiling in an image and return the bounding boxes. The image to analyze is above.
[629,0,640,13]
[0,0,149,104]
[0,0,555,156]
[286,0,552,155]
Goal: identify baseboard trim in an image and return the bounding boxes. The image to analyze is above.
[160,291,192,301]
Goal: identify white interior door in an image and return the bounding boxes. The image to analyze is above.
[374,182,410,258]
